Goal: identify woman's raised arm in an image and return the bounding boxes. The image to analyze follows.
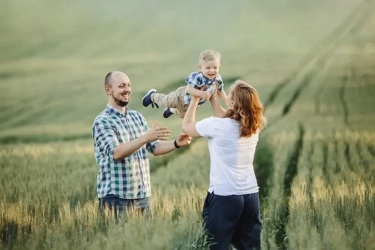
[182,96,202,138]
[210,88,226,117]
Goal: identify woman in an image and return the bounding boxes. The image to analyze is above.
[182,80,266,250]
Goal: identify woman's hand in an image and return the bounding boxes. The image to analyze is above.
[209,85,226,117]
[209,85,218,102]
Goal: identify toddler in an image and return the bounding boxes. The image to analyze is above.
[142,49,227,118]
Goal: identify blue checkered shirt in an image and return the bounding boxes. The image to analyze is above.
[92,104,158,199]
[184,72,224,105]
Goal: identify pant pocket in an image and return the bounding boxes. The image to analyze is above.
[203,191,215,208]
[202,191,212,221]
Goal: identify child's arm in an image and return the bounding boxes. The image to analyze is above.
[185,72,211,100]
[186,85,211,99]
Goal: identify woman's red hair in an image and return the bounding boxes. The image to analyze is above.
[223,80,267,137]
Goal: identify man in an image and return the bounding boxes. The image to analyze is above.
[92,71,191,219]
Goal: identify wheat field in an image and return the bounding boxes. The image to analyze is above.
[1,0,375,249]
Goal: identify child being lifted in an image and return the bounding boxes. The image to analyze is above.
[142,49,227,118]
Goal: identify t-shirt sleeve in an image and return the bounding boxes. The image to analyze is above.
[195,116,218,138]
[185,72,205,88]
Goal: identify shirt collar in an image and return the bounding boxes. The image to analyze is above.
[106,103,128,117]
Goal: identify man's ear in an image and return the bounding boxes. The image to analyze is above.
[197,64,201,70]
[105,85,111,96]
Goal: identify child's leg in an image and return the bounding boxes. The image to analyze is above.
[152,87,186,109]
[176,103,200,118]
[174,87,189,118]
[175,104,199,118]
[176,108,186,118]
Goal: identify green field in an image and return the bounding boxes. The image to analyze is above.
[1,0,375,249]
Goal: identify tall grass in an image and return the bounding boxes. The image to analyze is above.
[0,140,214,249]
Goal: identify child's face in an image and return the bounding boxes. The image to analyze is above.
[198,59,220,79]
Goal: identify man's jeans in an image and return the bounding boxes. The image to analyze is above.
[98,194,151,221]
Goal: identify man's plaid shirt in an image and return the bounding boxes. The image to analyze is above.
[184,72,224,105]
[92,104,158,199]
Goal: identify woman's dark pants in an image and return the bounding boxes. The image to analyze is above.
[202,192,262,250]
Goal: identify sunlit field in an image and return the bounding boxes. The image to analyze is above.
[1,0,375,249]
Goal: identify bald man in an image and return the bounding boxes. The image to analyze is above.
[92,71,191,219]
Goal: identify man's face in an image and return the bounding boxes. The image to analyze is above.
[198,59,220,79]
[106,73,131,107]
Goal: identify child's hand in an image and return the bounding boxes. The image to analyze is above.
[200,91,212,100]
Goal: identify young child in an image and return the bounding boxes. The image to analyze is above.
[142,49,227,118]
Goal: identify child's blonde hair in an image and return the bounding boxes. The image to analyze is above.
[198,49,221,63]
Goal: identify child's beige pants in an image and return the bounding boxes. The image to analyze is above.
[151,86,188,118]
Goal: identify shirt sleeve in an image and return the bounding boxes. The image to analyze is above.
[195,116,218,138]
[185,72,205,88]
[140,114,159,154]
[92,115,119,158]
[216,75,224,91]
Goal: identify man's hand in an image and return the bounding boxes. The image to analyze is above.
[176,132,192,147]
[143,121,171,142]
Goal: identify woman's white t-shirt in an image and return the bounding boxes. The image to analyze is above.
[196,117,259,196]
